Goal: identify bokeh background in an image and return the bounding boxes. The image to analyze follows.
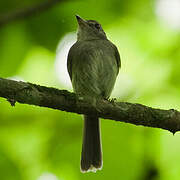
[0,0,180,179]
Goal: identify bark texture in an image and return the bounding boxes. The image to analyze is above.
[0,77,180,134]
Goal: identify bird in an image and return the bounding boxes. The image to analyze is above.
[67,15,121,172]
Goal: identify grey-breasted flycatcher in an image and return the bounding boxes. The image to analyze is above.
[67,15,121,172]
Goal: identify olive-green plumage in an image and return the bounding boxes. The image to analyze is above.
[67,15,121,172]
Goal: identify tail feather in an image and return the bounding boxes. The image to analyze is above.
[81,115,102,172]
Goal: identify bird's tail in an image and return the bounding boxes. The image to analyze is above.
[81,115,102,172]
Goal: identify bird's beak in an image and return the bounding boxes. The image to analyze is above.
[75,15,87,27]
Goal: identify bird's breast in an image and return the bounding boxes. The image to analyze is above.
[70,40,119,98]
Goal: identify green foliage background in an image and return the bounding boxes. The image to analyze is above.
[0,0,180,179]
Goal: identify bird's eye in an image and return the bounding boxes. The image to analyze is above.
[94,23,101,29]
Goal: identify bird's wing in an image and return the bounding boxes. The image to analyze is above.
[113,44,121,74]
[67,43,77,80]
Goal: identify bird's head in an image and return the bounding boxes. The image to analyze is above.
[75,15,107,41]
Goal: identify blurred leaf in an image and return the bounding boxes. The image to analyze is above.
[0,145,22,180]
[0,23,31,77]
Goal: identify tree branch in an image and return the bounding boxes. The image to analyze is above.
[0,77,180,134]
[0,0,66,27]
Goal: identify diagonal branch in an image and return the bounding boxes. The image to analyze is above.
[0,0,66,27]
[0,77,180,134]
